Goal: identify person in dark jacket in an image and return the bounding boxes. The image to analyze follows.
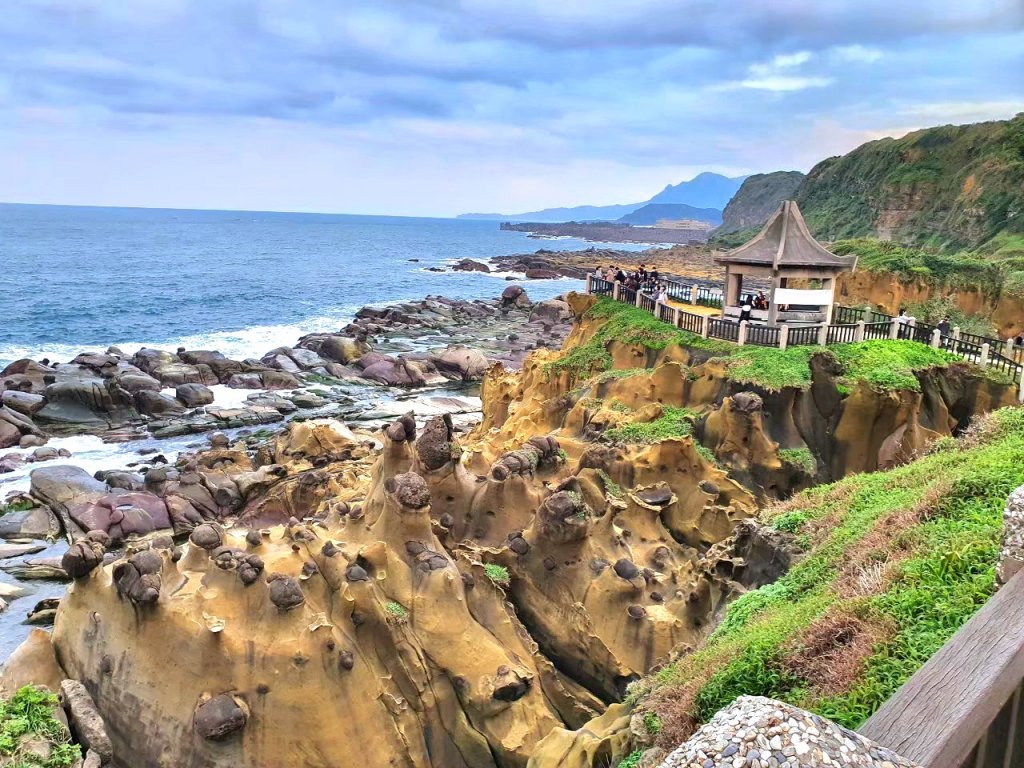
[937,317,951,337]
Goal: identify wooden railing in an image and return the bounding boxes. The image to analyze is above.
[582,277,1024,401]
[860,569,1024,768]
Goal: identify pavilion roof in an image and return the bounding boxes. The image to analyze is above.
[715,200,857,271]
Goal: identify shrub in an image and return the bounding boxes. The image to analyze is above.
[483,564,510,586]
[780,447,816,475]
[0,686,80,767]
[385,601,408,621]
[603,407,699,445]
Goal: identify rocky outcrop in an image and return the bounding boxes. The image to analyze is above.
[713,171,805,240]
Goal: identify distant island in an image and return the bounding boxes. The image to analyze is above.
[499,219,713,244]
[458,171,745,225]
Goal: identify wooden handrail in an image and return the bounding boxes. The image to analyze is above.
[859,569,1024,768]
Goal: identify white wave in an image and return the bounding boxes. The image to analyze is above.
[0,313,364,369]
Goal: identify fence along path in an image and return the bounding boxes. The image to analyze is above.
[583,276,1024,402]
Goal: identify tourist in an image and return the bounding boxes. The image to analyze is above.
[651,267,660,283]
[655,284,669,304]
[615,267,627,283]
[592,266,603,279]
[739,297,753,323]
[638,264,648,282]
[755,291,768,310]
[896,309,911,339]
[937,317,951,337]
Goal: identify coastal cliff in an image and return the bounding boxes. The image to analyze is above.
[4,290,1017,767]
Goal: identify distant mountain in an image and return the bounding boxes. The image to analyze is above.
[616,203,723,226]
[456,172,747,223]
[645,172,748,209]
[457,202,643,223]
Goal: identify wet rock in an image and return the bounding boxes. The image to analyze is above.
[134,390,188,417]
[500,285,531,308]
[385,412,417,443]
[190,524,223,550]
[175,383,215,408]
[1,390,45,416]
[26,597,61,625]
[452,259,490,273]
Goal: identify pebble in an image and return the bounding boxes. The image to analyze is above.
[655,697,923,768]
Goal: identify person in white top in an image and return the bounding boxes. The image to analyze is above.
[655,285,669,304]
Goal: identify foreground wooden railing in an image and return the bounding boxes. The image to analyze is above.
[584,276,1024,402]
[859,568,1024,768]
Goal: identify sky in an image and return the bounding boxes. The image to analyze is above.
[0,0,1022,217]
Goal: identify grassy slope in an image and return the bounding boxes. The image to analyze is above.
[551,298,987,391]
[620,406,1024,758]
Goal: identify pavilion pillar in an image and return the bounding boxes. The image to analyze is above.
[724,267,743,307]
[767,273,782,326]
[823,277,836,325]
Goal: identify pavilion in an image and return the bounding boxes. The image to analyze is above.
[714,200,857,326]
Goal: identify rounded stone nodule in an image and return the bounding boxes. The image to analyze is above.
[267,574,305,611]
[193,693,248,742]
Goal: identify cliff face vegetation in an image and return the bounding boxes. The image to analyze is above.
[713,171,806,246]
[13,295,1018,768]
[796,113,1024,249]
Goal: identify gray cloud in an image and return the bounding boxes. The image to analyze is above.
[0,0,1021,214]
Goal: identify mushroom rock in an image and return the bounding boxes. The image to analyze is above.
[112,550,164,605]
[490,435,560,482]
[415,414,458,472]
[267,574,305,611]
[62,531,110,579]
[274,419,358,466]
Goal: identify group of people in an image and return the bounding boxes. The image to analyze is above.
[595,263,662,292]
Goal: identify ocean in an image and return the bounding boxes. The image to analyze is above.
[0,203,648,367]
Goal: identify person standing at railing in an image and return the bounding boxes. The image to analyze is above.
[655,284,669,304]
[615,267,626,283]
[896,309,913,339]
[651,266,660,284]
[739,297,753,323]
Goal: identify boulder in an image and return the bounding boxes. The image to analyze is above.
[134,390,188,417]
[175,383,215,408]
[431,346,490,381]
[452,259,490,273]
[151,362,218,387]
[524,269,561,279]
[530,298,572,324]
[116,373,162,394]
[0,420,19,449]
[1,390,46,416]
[59,680,113,764]
[0,503,60,540]
[500,284,531,308]
[298,334,369,364]
[37,379,136,425]
[177,351,243,382]
[66,491,172,543]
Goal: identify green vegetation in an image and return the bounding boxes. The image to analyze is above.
[0,498,35,516]
[0,686,80,767]
[716,340,961,392]
[544,298,731,381]
[797,114,1024,249]
[603,407,699,445]
[627,406,1024,746]
[483,564,510,586]
[385,601,408,621]
[597,469,624,498]
[617,750,645,768]
[780,447,816,475]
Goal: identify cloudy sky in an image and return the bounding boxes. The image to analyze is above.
[1,1,1022,217]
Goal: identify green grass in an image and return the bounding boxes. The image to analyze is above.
[483,563,510,586]
[544,298,731,381]
[617,750,645,768]
[385,601,408,620]
[780,447,816,475]
[597,469,624,498]
[603,407,699,445]
[629,406,1024,738]
[716,340,962,392]
[0,686,80,767]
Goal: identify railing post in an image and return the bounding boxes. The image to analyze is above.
[701,315,710,339]
[889,318,900,340]
[612,281,620,301]
[779,324,790,350]
[855,320,866,342]
[1019,367,1024,404]
[738,320,748,346]
[817,323,829,346]
[980,342,990,367]
[953,326,961,341]
[1005,339,1016,359]
[691,285,699,305]
[585,275,593,294]
[930,329,941,349]
[673,307,681,328]
[635,290,643,308]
